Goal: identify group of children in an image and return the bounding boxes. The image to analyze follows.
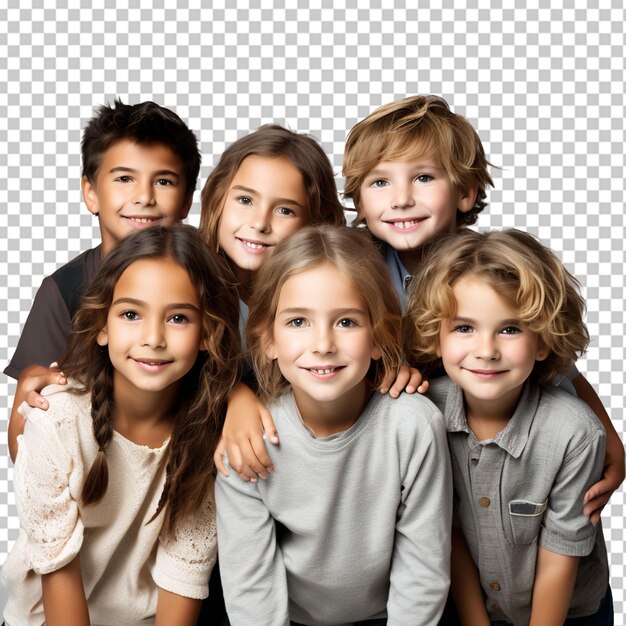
[2,96,621,625]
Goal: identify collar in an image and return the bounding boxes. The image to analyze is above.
[383,244,411,308]
[442,379,540,458]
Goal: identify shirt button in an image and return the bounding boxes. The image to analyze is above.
[479,496,491,507]
[470,458,479,465]
[489,582,501,591]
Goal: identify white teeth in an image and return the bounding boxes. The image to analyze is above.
[129,217,156,223]
[394,219,418,229]
[310,368,335,375]
[244,241,267,249]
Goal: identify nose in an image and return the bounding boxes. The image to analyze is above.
[475,334,499,360]
[140,318,166,348]
[312,325,336,355]
[250,205,271,233]
[390,181,415,210]
[134,180,156,206]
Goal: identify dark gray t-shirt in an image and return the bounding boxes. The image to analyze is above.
[4,246,102,379]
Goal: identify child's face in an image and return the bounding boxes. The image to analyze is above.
[358,157,474,271]
[82,140,192,255]
[438,275,547,419]
[97,257,204,401]
[217,155,308,279]
[266,263,380,422]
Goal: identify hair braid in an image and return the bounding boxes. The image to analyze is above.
[81,360,115,505]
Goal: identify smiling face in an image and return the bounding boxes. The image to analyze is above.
[358,157,475,273]
[82,139,192,255]
[438,275,547,420]
[97,257,204,405]
[217,155,308,282]
[265,263,381,434]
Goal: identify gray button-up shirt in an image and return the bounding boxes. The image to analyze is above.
[428,377,609,625]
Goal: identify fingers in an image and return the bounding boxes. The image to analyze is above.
[225,431,275,483]
[377,369,395,395]
[24,390,49,410]
[404,367,424,395]
[260,407,280,445]
[583,480,612,523]
[214,438,229,477]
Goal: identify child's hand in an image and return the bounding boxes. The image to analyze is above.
[21,362,67,410]
[9,363,68,462]
[378,365,428,398]
[583,449,625,525]
[214,383,279,482]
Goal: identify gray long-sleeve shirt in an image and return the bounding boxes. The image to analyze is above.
[215,391,452,626]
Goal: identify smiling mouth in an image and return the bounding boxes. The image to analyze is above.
[132,357,173,370]
[385,218,426,230]
[465,368,507,377]
[305,366,345,376]
[123,216,162,224]
[237,237,271,250]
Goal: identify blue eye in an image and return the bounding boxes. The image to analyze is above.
[371,179,388,188]
[453,324,473,334]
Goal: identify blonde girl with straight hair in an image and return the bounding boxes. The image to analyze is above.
[216,225,452,625]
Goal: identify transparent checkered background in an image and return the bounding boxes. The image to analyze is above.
[1,0,624,618]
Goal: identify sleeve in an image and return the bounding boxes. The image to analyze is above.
[14,403,84,575]
[539,419,606,557]
[387,407,453,626]
[152,479,218,600]
[4,276,72,379]
[214,470,289,626]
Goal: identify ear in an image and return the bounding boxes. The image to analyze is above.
[179,191,193,221]
[82,176,100,217]
[96,327,109,346]
[198,336,209,352]
[371,345,382,361]
[263,336,278,360]
[457,185,478,215]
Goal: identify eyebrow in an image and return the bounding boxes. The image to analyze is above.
[277,307,368,316]
[366,164,444,178]
[109,167,181,179]
[232,185,306,209]
[112,297,200,312]
[451,316,522,326]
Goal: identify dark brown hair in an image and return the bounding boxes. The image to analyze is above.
[82,99,201,196]
[62,225,241,532]
[199,124,346,251]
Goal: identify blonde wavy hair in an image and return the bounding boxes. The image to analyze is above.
[407,229,589,384]
[247,225,404,401]
[343,95,494,227]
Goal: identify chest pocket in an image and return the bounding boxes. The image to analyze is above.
[508,499,547,544]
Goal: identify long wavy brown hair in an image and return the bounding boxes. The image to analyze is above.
[61,225,241,533]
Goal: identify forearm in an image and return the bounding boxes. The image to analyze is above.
[529,547,578,626]
[155,588,201,626]
[450,528,490,626]
[41,554,90,626]
[572,373,623,465]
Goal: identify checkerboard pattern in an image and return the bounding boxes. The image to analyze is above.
[1,0,624,619]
